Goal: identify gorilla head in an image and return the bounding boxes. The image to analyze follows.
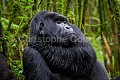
[28,11,96,78]
[29,11,78,46]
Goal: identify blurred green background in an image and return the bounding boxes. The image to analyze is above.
[0,0,120,79]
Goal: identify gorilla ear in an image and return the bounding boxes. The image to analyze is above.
[39,22,44,30]
[39,22,44,35]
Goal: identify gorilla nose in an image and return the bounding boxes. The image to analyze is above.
[65,26,70,29]
[64,26,75,34]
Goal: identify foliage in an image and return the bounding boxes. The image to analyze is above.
[0,0,120,79]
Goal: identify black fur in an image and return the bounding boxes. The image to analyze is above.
[23,11,110,80]
[0,52,16,80]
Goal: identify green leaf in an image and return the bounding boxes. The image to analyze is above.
[18,16,28,19]
[25,6,32,9]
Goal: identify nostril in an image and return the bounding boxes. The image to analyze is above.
[65,27,70,29]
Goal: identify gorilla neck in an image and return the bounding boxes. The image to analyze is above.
[29,40,96,78]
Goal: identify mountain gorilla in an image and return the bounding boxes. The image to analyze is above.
[23,11,110,80]
[0,52,16,80]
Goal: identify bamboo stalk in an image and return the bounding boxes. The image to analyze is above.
[99,0,114,74]
[78,0,84,30]
[74,0,78,25]
[52,0,56,12]
[111,0,120,75]
[47,0,50,10]
[102,32,113,71]
[98,0,109,71]
[65,0,72,16]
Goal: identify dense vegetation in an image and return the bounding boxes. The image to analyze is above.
[0,0,120,79]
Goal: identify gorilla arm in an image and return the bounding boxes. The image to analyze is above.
[90,61,110,80]
[23,47,59,80]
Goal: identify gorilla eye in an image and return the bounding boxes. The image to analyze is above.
[56,21,61,24]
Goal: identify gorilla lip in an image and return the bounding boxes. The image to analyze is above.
[61,32,76,38]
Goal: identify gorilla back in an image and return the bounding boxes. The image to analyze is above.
[23,11,110,80]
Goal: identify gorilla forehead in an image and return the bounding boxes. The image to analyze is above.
[33,11,67,22]
[47,12,67,21]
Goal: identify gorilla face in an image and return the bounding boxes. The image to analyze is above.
[55,16,76,44]
[55,16,74,37]
[30,11,77,46]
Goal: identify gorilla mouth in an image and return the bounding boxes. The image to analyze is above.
[62,33,76,38]
[61,33,77,43]
[66,33,75,35]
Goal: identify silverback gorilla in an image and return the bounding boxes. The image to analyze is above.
[23,11,110,80]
